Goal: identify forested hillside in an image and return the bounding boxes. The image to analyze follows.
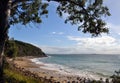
[5,40,47,57]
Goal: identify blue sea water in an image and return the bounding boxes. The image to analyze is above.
[31,54,120,79]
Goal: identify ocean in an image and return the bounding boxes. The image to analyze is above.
[31,54,120,80]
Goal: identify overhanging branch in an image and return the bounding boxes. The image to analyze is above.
[48,0,89,15]
[11,0,31,9]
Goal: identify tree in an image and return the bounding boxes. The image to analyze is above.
[0,0,48,82]
[0,0,110,82]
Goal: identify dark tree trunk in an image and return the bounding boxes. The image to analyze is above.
[0,41,5,82]
[0,0,11,82]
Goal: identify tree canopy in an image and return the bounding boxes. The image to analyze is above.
[10,0,110,36]
[10,0,48,25]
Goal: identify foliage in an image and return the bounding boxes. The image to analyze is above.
[10,0,110,36]
[5,40,46,57]
[4,64,42,83]
[14,40,46,57]
[10,0,48,25]
[50,0,111,36]
[5,40,18,58]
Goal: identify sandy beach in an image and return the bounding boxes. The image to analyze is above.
[7,56,97,83]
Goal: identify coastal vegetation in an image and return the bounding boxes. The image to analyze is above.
[2,40,46,83]
[4,67,41,83]
[5,40,46,58]
[4,61,42,83]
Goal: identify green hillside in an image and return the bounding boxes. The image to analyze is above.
[5,40,47,57]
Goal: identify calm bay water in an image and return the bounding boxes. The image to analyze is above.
[31,54,120,79]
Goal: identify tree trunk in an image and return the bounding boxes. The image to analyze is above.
[0,41,5,82]
[0,0,11,82]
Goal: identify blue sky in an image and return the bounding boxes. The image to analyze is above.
[9,0,120,54]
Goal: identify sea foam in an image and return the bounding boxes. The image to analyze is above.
[30,57,104,80]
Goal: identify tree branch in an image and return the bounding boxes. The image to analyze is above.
[48,0,89,15]
[11,0,31,9]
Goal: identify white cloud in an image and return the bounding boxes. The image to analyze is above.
[40,22,120,54]
[68,36,116,46]
[118,33,120,35]
[39,36,120,54]
[67,36,120,54]
[52,32,56,34]
[51,32,64,35]
[40,46,75,54]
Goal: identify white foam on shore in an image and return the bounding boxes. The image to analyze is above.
[31,58,71,75]
[30,58,44,65]
[30,58,106,80]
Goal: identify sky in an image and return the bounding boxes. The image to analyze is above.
[9,0,120,54]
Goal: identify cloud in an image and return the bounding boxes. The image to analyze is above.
[39,35,120,54]
[40,22,120,54]
[52,32,56,34]
[67,36,120,54]
[40,46,75,54]
[118,33,120,35]
[51,32,64,35]
[68,36,116,46]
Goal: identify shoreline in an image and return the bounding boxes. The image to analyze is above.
[7,56,107,83]
[30,56,109,80]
